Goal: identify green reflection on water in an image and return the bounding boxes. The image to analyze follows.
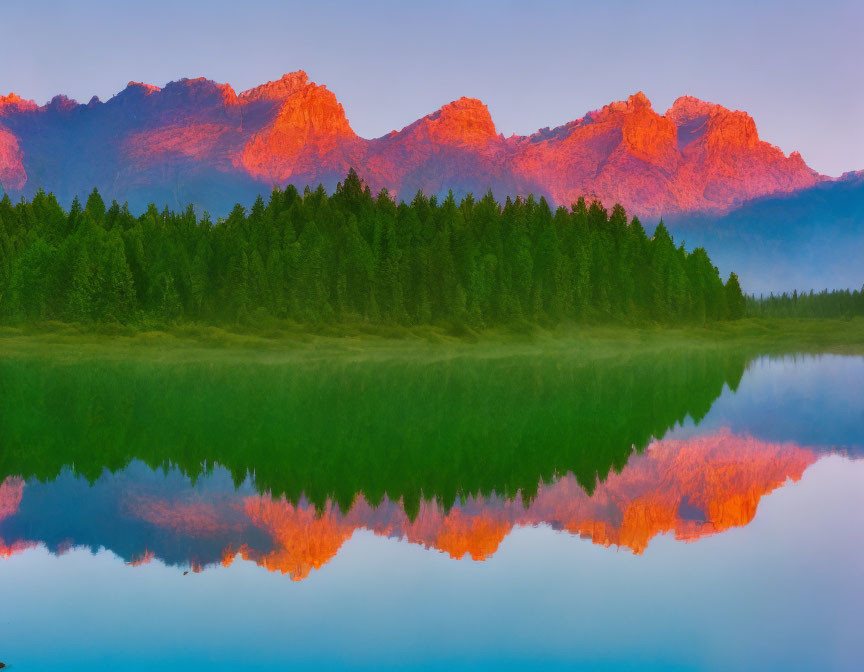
[0,341,750,514]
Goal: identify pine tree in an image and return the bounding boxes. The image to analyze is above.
[97,231,136,322]
[85,188,106,223]
[724,272,746,319]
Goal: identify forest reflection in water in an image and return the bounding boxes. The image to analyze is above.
[0,340,749,510]
[0,345,861,580]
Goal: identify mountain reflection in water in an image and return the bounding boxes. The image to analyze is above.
[0,429,835,580]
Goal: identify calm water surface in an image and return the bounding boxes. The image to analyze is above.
[0,348,862,670]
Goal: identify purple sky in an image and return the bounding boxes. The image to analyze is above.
[1,0,861,176]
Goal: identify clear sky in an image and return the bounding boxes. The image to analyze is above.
[1,0,860,176]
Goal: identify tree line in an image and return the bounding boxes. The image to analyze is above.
[747,289,864,319]
[0,170,745,328]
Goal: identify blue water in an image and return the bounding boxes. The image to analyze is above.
[0,354,862,671]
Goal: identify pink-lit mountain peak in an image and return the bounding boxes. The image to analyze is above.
[426,97,498,140]
[117,71,340,112]
[585,90,655,120]
[0,92,39,114]
[239,70,313,103]
[666,95,726,125]
[0,75,825,217]
[665,95,769,152]
[125,81,161,95]
[383,96,501,153]
[166,77,239,104]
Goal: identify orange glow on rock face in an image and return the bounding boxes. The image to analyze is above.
[239,77,358,183]
[123,124,231,165]
[237,71,313,105]
[0,92,38,113]
[124,82,160,96]
[0,75,821,217]
[0,124,27,190]
[410,97,499,149]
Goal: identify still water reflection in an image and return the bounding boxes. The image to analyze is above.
[0,431,826,576]
[0,351,861,670]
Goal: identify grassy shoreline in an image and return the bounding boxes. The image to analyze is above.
[0,317,862,361]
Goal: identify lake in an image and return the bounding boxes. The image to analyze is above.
[0,342,862,670]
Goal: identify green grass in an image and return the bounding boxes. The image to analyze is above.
[678,317,864,355]
[0,317,861,361]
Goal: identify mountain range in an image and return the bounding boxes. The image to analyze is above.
[0,71,824,218]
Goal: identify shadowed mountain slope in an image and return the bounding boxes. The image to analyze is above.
[667,172,864,293]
